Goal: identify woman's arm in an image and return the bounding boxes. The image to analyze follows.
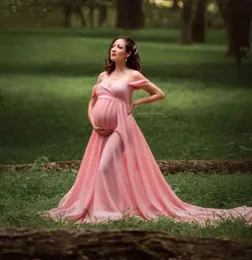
[131,71,165,106]
[88,96,97,128]
[88,72,105,128]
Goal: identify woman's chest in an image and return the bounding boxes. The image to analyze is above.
[97,80,134,99]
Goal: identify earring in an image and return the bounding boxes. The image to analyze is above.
[125,58,127,62]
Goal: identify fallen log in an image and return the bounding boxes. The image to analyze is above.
[1,159,252,174]
[0,228,251,260]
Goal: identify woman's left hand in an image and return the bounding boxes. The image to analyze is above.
[98,129,114,136]
[128,101,136,115]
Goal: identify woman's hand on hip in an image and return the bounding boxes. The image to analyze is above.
[128,101,137,115]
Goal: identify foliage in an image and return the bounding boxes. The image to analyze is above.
[8,0,114,20]
[9,0,61,17]
[30,156,50,172]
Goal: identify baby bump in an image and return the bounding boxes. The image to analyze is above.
[92,99,118,130]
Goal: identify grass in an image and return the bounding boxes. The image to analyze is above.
[0,28,252,164]
[0,29,252,239]
[0,170,252,240]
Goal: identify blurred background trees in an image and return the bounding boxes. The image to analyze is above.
[1,0,252,61]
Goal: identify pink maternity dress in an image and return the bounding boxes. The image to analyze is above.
[46,79,252,225]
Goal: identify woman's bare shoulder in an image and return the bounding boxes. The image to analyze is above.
[97,71,107,83]
[128,69,148,82]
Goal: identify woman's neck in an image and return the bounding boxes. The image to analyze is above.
[113,62,127,74]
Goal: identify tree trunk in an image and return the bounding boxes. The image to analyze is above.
[180,0,193,44]
[172,0,179,10]
[1,229,252,259]
[218,0,251,60]
[229,0,251,62]
[87,0,94,28]
[116,0,144,29]
[62,0,89,28]
[98,5,108,27]
[74,6,87,27]
[63,1,73,27]
[191,0,206,43]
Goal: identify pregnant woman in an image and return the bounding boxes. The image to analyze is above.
[44,36,252,225]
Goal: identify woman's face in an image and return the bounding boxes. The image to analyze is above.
[110,38,128,63]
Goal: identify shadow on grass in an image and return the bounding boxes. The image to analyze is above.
[1,88,252,159]
[0,29,186,44]
[0,62,251,87]
[0,28,228,46]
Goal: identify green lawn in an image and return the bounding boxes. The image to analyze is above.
[0,170,251,240]
[0,29,252,164]
[0,29,252,238]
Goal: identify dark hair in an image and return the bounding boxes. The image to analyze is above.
[105,36,141,74]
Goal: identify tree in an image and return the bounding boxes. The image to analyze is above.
[191,0,207,43]
[62,0,87,28]
[8,0,111,28]
[217,0,252,63]
[8,0,86,26]
[97,4,107,27]
[180,0,193,44]
[116,0,144,29]
[172,0,179,10]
